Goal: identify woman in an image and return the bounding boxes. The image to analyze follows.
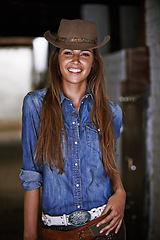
[19,19,126,240]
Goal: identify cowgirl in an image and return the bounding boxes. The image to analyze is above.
[19,19,126,240]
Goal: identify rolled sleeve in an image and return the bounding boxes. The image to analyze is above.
[20,92,43,190]
[19,169,42,191]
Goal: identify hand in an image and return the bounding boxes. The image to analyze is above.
[96,189,126,236]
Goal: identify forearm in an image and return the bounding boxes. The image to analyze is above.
[110,171,126,196]
[109,171,126,214]
[97,171,126,234]
[24,188,40,240]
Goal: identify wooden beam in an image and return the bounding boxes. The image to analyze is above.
[0,37,34,46]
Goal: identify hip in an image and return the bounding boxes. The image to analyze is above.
[41,206,126,240]
[41,216,126,240]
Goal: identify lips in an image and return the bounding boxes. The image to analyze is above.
[68,68,82,73]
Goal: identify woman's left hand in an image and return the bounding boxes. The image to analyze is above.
[96,188,126,236]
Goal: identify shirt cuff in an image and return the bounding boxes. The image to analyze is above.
[19,169,42,190]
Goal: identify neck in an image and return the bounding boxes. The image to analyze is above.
[62,82,87,112]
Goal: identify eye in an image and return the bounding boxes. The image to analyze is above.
[80,51,91,57]
[63,50,73,55]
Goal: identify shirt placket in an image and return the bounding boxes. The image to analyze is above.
[69,102,82,210]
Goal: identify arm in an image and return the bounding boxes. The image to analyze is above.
[97,171,126,235]
[19,94,43,239]
[24,188,40,240]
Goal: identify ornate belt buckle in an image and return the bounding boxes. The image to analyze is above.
[68,210,91,227]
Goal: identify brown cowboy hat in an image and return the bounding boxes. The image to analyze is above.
[44,19,110,50]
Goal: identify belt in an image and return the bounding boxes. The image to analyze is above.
[42,204,106,227]
[42,214,126,240]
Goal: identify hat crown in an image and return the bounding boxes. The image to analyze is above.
[57,19,98,42]
[44,19,110,50]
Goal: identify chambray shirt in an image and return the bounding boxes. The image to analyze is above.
[19,88,122,216]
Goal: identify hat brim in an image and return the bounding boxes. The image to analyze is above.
[44,31,110,50]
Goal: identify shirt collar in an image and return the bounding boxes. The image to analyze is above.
[60,87,93,104]
[60,91,66,104]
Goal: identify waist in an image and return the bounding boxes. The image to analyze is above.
[42,204,106,227]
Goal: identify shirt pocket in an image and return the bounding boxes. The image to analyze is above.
[85,123,101,152]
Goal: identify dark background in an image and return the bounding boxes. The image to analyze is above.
[0,0,142,52]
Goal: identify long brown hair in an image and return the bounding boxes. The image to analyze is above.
[35,47,117,176]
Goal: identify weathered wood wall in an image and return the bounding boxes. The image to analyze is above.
[145,0,160,239]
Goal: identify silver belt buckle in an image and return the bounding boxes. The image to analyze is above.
[68,210,91,227]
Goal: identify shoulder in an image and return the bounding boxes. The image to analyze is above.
[23,88,47,115]
[23,88,47,104]
[109,100,122,140]
[109,100,122,120]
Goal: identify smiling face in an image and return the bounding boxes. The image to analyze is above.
[58,48,94,87]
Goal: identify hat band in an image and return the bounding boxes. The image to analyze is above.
[56,37,97,44]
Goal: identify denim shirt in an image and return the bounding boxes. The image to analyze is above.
[19,88,122,216]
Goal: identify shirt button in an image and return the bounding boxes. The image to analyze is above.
[76,184,79,187]
[77,205,80,209]
[72,121,75,124]
[75,163,78,166]
[75,141,77,145]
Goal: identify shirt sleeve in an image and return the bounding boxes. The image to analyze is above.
[113,103,122,140]
[110,101,122,164]
[109,100,122,140]
[19,93,43,191]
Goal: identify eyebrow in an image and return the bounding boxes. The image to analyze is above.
[61,49,92,53]
[81,50,91,52]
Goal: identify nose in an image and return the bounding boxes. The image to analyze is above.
[72,54,80,64]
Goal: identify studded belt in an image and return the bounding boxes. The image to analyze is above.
[42,204,106,227]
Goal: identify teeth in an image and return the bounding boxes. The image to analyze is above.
[68,68,82,73]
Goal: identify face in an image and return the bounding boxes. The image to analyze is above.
[58,48,94,86]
